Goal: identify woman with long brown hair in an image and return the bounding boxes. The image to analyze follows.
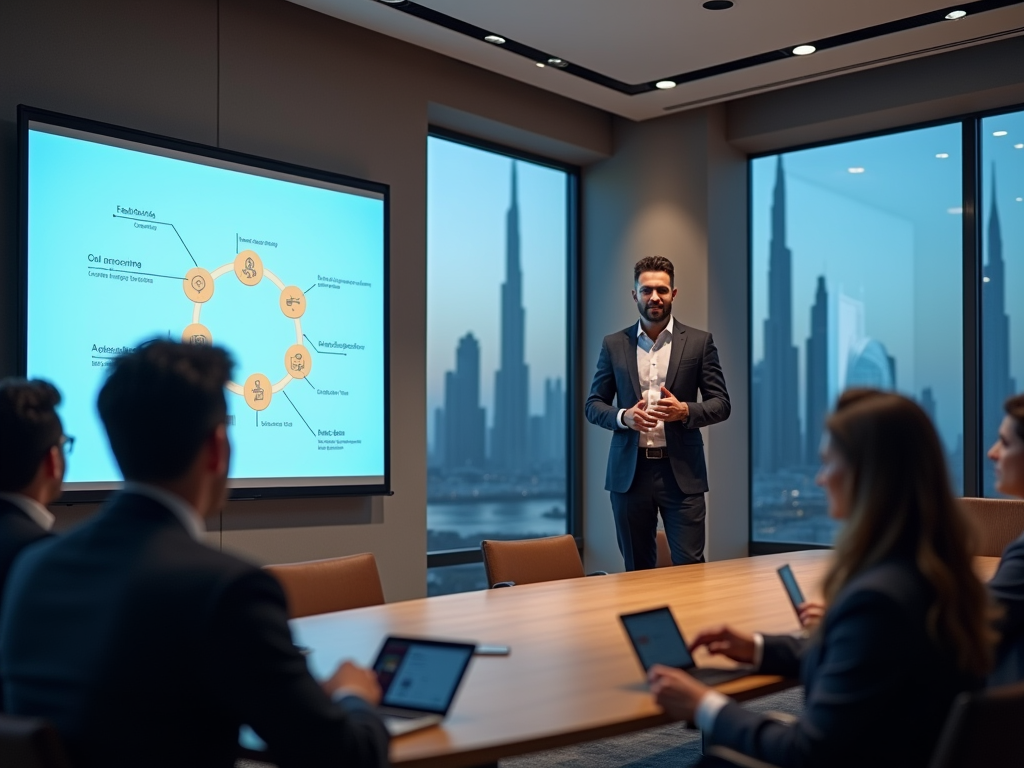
[987,392,1024,685]
[648,390,996,767]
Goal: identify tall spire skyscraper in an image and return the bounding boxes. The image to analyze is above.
[757,156,802,471]
[492,162,530,472]
[983,168,1017,495]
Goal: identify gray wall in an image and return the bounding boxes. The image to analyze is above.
[0,0,610,601]
[580,105,749,572]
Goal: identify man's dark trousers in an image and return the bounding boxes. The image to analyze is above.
[611,451,706,570]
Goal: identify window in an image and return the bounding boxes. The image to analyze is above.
[751,123,964,545]
[980,109,1024,497]
[426,133,575,595]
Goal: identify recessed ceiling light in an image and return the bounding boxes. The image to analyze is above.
[993,130,1008,136]
[848,167,865,174]
[535,62,546,68]
[546,57,568,68]
[484,34,506,45]
[984,276,991,282]
[945,10,968,20]
[702,0,734,9]
[655,80,677,90]
[792,44,817,56]
[1015,143,1024,149]
[1017,197,1024,202]
[935,153,949,159]
[948,207,963,214]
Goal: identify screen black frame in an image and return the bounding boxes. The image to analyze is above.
[372,636,477,715]
[618,605,696,672]
[776,564,806,614]
[17,104,392,503]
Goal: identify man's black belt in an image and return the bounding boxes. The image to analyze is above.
[641,447,667,459]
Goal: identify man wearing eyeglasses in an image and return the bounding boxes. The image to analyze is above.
[0,378,68,709]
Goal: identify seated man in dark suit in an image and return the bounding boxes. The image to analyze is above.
[0,378,66,709]
[0,341,389,768]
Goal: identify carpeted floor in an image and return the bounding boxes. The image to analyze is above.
[499,687,804,768]
[236,687,804,768]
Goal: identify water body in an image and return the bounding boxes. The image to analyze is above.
[427,498,567,540]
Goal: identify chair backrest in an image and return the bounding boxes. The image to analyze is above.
[655,529,673,568]
[264,552,385,619]
[959,497,1024,557]
[481,535,585,587]
[929,680,1024,768]
[0,714,72,768]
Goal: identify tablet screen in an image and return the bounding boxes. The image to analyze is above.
[620,607,695,672]
[374,638,475,714]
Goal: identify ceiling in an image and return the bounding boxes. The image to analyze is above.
[289,0,1024,121]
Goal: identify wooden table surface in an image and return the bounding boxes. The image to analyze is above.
[291,551,1001,768]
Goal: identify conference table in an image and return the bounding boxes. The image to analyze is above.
[291,550,1001,768]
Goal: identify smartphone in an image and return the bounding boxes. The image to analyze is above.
[777,564,805,616]
[475,644,511,656]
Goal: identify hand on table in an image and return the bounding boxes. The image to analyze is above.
[797,601,826,629]
[648,387,689,424]
[648,664,711,721]
[624,399,658,432]
[688,625,756,665]
[322,660,382,706]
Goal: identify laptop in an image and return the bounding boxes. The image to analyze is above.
[372,636,477,737]
[619,606,750,686]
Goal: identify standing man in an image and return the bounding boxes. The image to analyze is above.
[586,256,730,570]
[0,378,66,709]
[0,341,388,768]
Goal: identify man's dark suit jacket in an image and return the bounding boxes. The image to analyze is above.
[988,532,1024,685]
[585,319,730,494]
[707,559,977,768]
[0,496,51,710]
[0,492,389,768]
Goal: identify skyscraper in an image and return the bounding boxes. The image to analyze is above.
[492,162,530,473]
[758,156,802,471]
[983,169,1017,495]
[443,332,486,470]
[805,276,828,464]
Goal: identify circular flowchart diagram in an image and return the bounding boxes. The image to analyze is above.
[181,249,312,410]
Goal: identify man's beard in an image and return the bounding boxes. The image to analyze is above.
[640,301,671,322]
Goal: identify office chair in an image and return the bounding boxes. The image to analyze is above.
[481,534,605,588]
[928,680,1024,768]
[264,552,385,619]
[959,497,1024,557]
[0,714,72,768]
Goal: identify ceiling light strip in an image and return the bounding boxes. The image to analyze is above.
[661,24,1024,112]
[372,0,1024,97]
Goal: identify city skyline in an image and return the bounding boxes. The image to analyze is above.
[429,157,567,477]
[426,137,568,446]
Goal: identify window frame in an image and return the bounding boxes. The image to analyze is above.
[747,102,1024,555]
[425,127,583,570]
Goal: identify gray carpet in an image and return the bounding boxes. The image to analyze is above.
[236,688,804,768]
[499,687,805,768]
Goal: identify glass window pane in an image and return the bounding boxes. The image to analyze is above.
[427,563,489,597]
[981,110,1024,497]
[426,136,570,571]
[751,124,964,544]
